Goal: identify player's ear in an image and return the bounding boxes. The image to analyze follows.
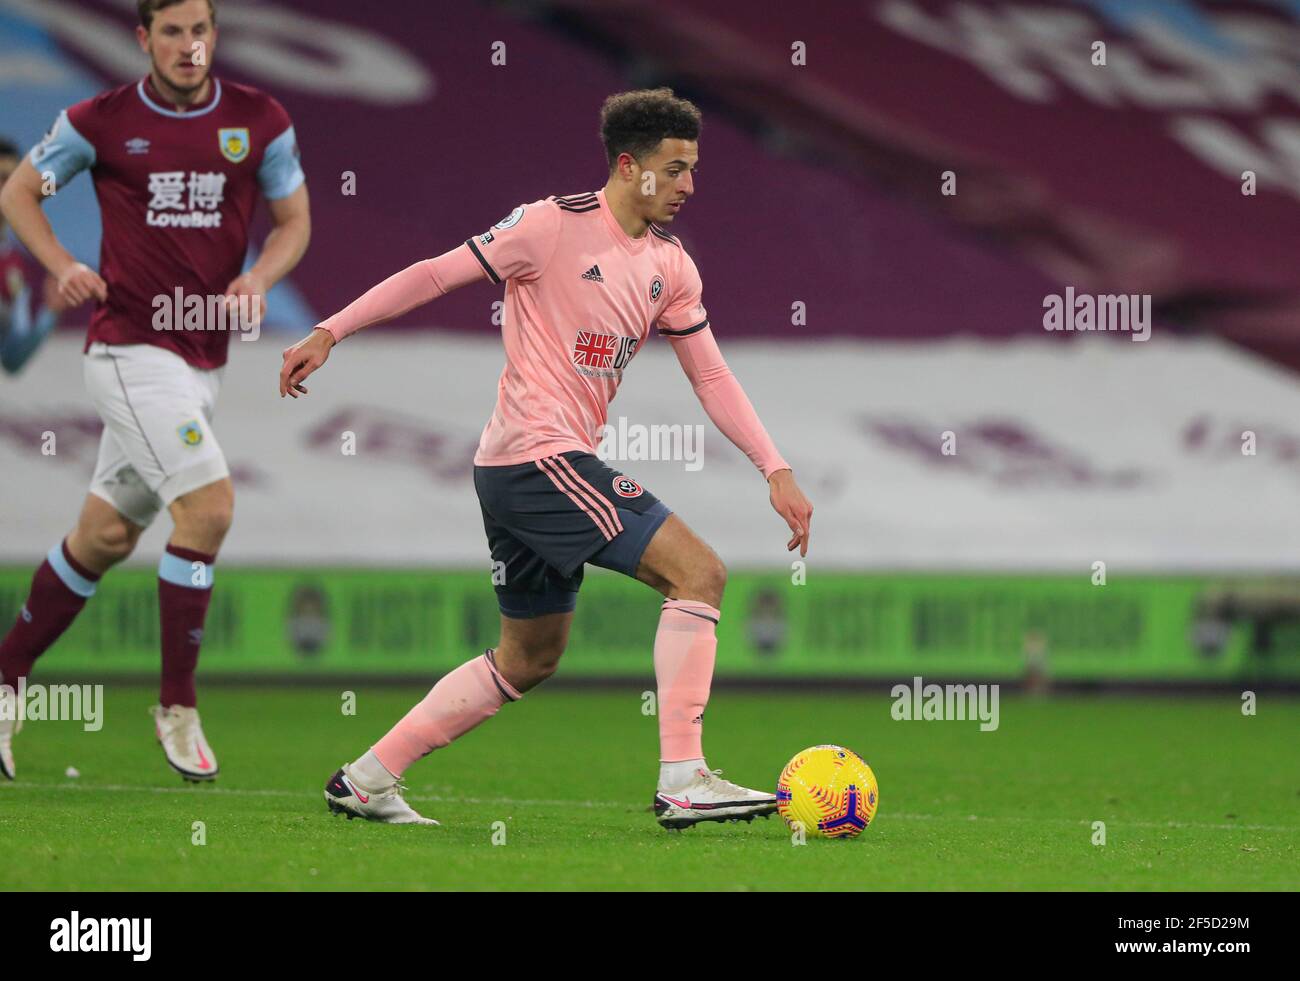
[619,151,639,183]
[135,25,150,54]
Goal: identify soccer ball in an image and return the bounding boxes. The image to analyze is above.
[777,745,878,838]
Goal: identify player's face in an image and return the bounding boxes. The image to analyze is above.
[137,0,217,95]
[635,139,698,224]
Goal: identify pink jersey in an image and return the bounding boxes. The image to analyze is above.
[31,76,306,369]
[466,190,709,467]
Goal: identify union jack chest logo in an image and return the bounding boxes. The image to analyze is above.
[573,330,638,370]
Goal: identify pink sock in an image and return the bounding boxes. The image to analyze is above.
[655,599,719,762]
[371,649,521,778]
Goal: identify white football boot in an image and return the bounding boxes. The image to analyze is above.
[0,673,18,780]
[654,767,778,830]
[150,704,219,782]
[323,765,439,825]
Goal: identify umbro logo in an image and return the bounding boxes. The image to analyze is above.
[125,137,151,155]
[580,264,604,283]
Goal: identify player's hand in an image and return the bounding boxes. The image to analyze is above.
[280,327,335,398]
[768,468,813,557]
[55,262,107,307]
[223,272,267,328]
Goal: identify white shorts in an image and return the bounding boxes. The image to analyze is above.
[83,341,229,528]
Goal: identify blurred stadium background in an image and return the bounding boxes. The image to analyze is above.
[2,0,1300,690]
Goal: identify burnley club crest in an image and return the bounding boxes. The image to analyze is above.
[218,127,250,163]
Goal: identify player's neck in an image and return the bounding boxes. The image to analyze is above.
[146,70,212,112]
[601,183,651,239]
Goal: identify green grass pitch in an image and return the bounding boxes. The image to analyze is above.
[1,685,1297,890]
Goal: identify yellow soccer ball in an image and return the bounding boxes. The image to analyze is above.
[777,745,879,838]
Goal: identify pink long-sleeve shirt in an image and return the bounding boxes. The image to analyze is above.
[317,189,790,479]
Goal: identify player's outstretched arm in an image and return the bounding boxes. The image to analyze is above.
[667,325,814,555]
[278,244,488,398]
[0,158,105,308]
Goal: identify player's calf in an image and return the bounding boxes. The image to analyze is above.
[154,479,230,773]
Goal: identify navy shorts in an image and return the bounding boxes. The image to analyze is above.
[473,451,673,618]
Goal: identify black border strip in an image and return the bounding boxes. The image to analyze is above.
[657,319,709,337]
[649,224,680,247]
[482,648,519,702]
[465,238,501,284]
[663,601,719,625]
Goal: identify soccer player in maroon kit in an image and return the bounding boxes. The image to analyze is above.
[0,0,310,782]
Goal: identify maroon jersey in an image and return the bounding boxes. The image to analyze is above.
[30,76,305,369]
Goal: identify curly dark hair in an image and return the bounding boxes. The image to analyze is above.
[138,0,215,30]
[599,88,702,170]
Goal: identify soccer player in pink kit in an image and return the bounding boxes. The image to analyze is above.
[281,89,812,828]
[0,0,310,782]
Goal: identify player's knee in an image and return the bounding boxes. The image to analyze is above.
[523,642,565,685]
[703,554,728,604]
[679,551,726,606]
[527,659,562,687]
[205,498,234,538]
[494,634,566,692]
[86,519,140,565]
[499,646,563,692]
[173,487,234,542]
[183,506,232,545]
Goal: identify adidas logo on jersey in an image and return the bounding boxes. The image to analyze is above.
[580,265,604,283]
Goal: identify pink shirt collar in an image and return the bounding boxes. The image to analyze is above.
[596,189,650,254]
